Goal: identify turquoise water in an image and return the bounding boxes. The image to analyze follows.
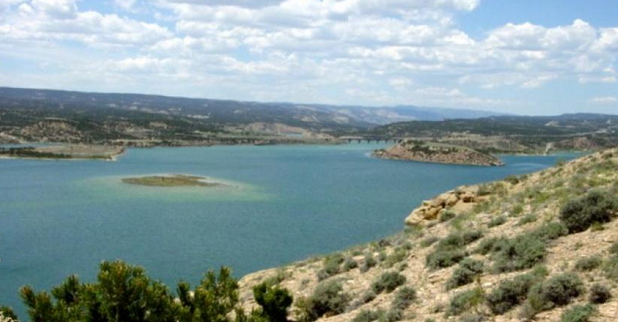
[0,144,577,315]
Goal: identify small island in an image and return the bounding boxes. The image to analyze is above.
[374,139,504,166]
[0,145,125,161]
[121,174,224,187]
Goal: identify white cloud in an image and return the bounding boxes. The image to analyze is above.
[589,96,617,104]
[0,0,616,111]
[31,0,77,18]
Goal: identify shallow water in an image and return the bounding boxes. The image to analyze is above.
[0,144,578,316]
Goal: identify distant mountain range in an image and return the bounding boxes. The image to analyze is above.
[0,87,502,128]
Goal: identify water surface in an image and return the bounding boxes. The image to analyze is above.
[0,144,578,315]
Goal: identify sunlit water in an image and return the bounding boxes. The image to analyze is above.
[0,143,579,316]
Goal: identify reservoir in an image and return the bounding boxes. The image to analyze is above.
[0,143,578,314]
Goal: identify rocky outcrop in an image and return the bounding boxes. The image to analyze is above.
[404,187,481,225]
[374,140,504,166]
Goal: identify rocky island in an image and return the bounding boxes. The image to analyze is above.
[121,174,223,187]
[0,145,125,161]
[373,140,504,166]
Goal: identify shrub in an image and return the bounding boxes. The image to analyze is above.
[317,255,344,281]
[361,253,377,273]
[589,284,611,304]
[488,216,506,228]
[446,259,484,290]
[420,236,439,248]
[516,214,537,226]
[490,234,547,273]
[474,237,506,255]
[426,231,482,270]
[527,273,583,313]
[391,286,417,311]
[371,272,406,294]
[486,268,547,315]
[462,231,484,244]
[560,304,596,322]
[253,282,294,322]
[511,204,524,216]
[477,184,492,196]
[530,222,568,241]
[384,248,409,268]
[300,280,350,321]
[440,211,457,222]
[426,250,466,270]
[504,175,520,185]
[352,309,383,322]
[559,189,618,233]
[360,290,376,304]
[343,257,359,271]
[604,256,618,281]
[574,256,602,271]
[447,288,485,316]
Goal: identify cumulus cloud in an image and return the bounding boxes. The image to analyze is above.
[0,0,616,111]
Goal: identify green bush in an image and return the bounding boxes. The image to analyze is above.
[426,250,467,270]
[447,288,485,316]
[529,222,568,241]
[516,214,537,226]
[574,256,602,271]
[589,284,611,304]
[420,236,439,248]
[462,231,484,244]
[352,309,383,322]
[18,261,249,322]
[253,282,294,322]
[560,304,596,322]
[527,273,583,313]
[300,280,350,321]
[361,253,377,273]
[317,255,344,281]
[391,286,417,311]
[440,211,457,223]
[560,189,618,233]
[371,272,406,294]
[604,256,618,281]
[360,290,376,304]
[446,259,484,290]
[485,267,547,315]
[488,216,506,228]
[490,234,547,273]
[343,257,359,271]
[504,175,520,185]
[426,231,482,270]
[384,248,409,268]
[473,237,506,255]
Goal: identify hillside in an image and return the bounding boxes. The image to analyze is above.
[238,149,618,322]
[373,140,503,166]
[364,115,618,154]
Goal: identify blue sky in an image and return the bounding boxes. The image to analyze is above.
[0,0,617,115]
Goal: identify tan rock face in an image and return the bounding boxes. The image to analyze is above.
[405,187,480,226]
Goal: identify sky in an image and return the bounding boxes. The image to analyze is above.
[0,0,617,115]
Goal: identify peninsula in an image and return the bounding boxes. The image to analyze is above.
[0,145,125,161]
[373,140,504,166]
